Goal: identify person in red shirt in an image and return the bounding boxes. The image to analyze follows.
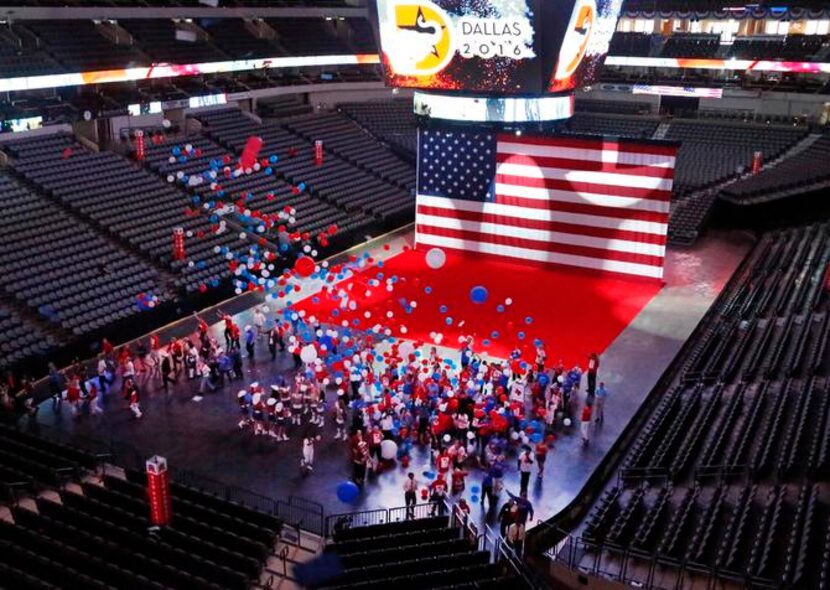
[534,440,549,477]
[436,449,451,477]
[451,466,468,494]
[580,404,592,444]
[429,475,448,516]
[66,375,81,418]
[368,427,383,473]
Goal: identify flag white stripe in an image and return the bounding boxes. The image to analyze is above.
[497,141,677,168]
[494,182,672,213]
[496,162,675,191]
[417,233,665,279]
[416,195,668,236]
[417,213,666,257]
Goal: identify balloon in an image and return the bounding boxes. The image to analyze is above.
[466,431,476,439]
[300,345,318,364]
[239,136,263,169]
[443,434,451,443]
[470,286,488,304]
[425,247,446,269]
[563,418,572,427]
[398,341,415,358]
[380,440,398,460]
[336,481,360,503]
[471,495,479,504]
[294,256,316,277]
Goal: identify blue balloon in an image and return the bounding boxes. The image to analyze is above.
[471,495,479,504]
[425,286,433,294]
[496,304,505,313]
[336,481,360,503]
[517,332,526,340]
[470,486,480,494]
[525,316,533,324]
[439,305,448,314]
[491,331,499,339]
[445,317,453,325]
[470,285,488,304]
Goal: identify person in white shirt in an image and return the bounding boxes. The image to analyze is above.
[97,355,112,396]
[253,308,267,337]
[518,448,534,496]
[301,437,314,474]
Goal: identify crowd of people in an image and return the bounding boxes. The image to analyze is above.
[8,301,610,550]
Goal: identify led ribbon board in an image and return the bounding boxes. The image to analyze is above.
[0,54,380,94]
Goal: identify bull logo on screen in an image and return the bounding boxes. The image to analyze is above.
[385,1,454,76]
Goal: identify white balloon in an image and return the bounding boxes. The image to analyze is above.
[563,418,572,427]
[300,345,317,364]
[425,247,446,270]
[380,439,398,460]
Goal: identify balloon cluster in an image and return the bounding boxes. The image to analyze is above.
[136,291,160,311]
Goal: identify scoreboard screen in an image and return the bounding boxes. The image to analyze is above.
[372,0,623,96]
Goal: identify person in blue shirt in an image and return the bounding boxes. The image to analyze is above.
[595,382,608,423]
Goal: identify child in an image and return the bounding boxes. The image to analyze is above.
[129,386,142,419]
[300,437,315,474]
[275,402,288,441]
[237,390,251,430]
[451,466,468,494]
[333,400,346,441]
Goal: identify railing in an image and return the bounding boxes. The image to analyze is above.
[13,421,326,537]
[324,499,447,539]
[537,522,782,590]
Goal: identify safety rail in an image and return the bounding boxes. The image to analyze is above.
[10,421,326,538]
[535,521,782,590]
[325,499,449,539]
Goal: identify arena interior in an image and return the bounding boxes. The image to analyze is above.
[0,1,828,589]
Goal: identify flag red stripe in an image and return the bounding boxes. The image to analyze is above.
[495,173,672,201]
[490,194,670,223]
[495,151,676,179]
[497,134,679,157]
[416,224,665,267]
[416,204,668,246]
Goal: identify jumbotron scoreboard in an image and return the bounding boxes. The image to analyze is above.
[370,0,623,122]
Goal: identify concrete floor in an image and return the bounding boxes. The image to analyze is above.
[22,229,753,533]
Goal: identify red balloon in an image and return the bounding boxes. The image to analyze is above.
[239,136,263,170]
[294,256,315,277]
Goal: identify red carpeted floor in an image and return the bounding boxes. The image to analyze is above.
[293,248,663,365]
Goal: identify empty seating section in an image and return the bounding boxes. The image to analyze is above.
[666,119,806,197]
[339,100,418,156]
[564,112,659,138]
[0,165,166,336]
[283,111,415,193]
[0,303,56,371]
[729,35,826,60]
[23,21,146,72]
[121,19,227,64]
[143,131,358,243]
[201,19,284,59]
[0,425,281,590]
[573,99,652,115]
[555,221,830,589]
[267,18,351,55]
[196,108,411,223]
[319,516,521,589]
[0,25,63,77]
[722,134,830,202]
[660,33,720,58]
[346,18,379,53]
[608,32,652,56]
[5,133,241,295]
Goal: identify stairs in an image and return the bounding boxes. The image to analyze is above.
[652,121,672,140]
[260,528,323,590]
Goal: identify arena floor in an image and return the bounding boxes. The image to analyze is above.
[22,227,753,531]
